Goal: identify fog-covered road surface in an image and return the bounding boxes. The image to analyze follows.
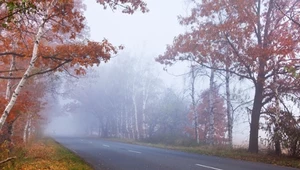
[54,137,298,170]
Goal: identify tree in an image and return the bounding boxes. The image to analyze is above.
[62,54,164,139]
[0,0,148,131]
[147,88,189,144]
[224,59,233,148]
[263,107,300,157]
[0,75,47,144]
[187,87,227,144]
[189,64,200,144]
[157,0,300,153]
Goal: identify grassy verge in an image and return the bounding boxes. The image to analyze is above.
[105,138,300,169]
[0,138,93,170]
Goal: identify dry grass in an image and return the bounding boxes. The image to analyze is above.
[0,138,93,170]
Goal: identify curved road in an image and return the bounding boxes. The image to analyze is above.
[54,136,299,170]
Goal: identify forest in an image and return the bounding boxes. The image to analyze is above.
[0,1,300,167]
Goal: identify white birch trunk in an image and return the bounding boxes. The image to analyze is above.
[27,117,32,140]
[120,110,123,138]
[98,118,102,137]
[124,89,131,139]
[125,106,130,138]
[132,93,140,140]
[23,116,30,143]
[23,114,32,143]
[0,27,43,130]
[130,111,135,140]
[116,115,120,138]
[0,1,56,130]
[225,66,233,147]
[191,65,199,144]
[208,68,215,145]
[5,56,16,100]
[142,104,146,139]
[141,76,150,139]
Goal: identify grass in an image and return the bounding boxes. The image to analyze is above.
[105,138,300,169]
[0,138,93,170]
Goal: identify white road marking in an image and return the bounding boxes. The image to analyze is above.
[72,149,78,154]
[103,144,110,147]
[128,150,141,154]
[195,164,223,170]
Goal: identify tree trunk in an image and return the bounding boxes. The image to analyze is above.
[5,56,16,100]
[23,116,29,143]
[130,112,135,140]
[0,2,55,130]
[23,115,32,143]
[116,115,120,138]
[225,66,233,147]
[98,118,102,137]
[248,0,272,153]
[142,80,150,139]
[28,117,32,139]
[132,94,140,140]
[274,134,281,155]
[102,118,108,138]
[208,68,215,145]
[125,106,130,139]
[191,65,199,144]
[120,110,124,138]
[142,88,149,139]
[142,108,146,139]
[274,67,281,155]
[248,83,264,153]
[7,122,13,142]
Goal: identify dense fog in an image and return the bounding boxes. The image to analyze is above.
[43,0,253,146]
[2,2,300,169]
[40,0,300,154]
[44,54,251,146]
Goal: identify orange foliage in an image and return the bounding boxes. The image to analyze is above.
[186,88,227,144]
[0,0,147,144]
[156,0,300,152]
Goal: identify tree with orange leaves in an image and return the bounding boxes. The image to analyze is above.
[157,0,300,153]
[0,0,147,132]
[186,87,227,144]
[197,88,227,144]
[0,75,47,144]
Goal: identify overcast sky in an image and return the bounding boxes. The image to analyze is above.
[84,0,188,56]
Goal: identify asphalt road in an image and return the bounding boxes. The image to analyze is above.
[54,136,299,170]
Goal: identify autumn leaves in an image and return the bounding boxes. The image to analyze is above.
[157,0,300,153]
[0,0,147,144]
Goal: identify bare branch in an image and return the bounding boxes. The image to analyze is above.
[224,33,256,82]
[275,1,300,27]
[0,156,17,165]
[28,59,72,78]
[0,59,72,79]
[0,52,24,57]
[199,62,254,81]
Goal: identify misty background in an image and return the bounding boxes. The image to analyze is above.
[43,0,255,146]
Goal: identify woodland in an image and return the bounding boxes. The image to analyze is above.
[1,0,300,166]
